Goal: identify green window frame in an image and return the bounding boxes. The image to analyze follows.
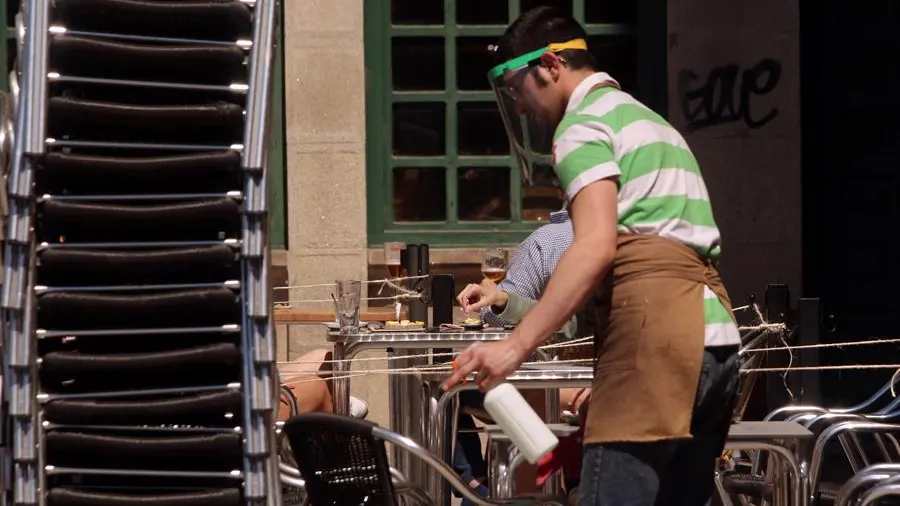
[268,3,288,249]
[364,0,666,248]
[0,1,289,248]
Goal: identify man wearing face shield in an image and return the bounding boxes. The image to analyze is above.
[443,7,740,506]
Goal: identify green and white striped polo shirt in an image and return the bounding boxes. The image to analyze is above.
[553,72,739,346]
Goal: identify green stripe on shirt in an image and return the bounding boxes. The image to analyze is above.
[618,142,700,183]
[619,195,718,229]
[704,298,735,325]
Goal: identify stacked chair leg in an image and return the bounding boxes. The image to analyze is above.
[1,1,282,506]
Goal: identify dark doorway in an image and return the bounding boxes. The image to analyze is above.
[801,0,900,406]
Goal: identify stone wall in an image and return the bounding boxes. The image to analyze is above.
[667,0,803,307]
[279,0,389,424]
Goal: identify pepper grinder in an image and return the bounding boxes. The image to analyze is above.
[404,244,429,324]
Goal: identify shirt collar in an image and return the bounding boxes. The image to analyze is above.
[549,208,570,224]
[565,72,619,113]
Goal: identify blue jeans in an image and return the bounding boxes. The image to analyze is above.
[577,346,739,506]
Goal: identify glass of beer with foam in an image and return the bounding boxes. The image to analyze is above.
[384,242,406,278]
[482,248,508,283]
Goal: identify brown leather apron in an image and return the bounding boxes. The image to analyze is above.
[583,233,733,444]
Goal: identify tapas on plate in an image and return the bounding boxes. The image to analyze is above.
[462,317,485,331]
[376,319,426,332]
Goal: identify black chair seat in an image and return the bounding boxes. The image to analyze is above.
[720,472,772,498]
[48,97,244,144]
[51,0,252,41]
[50,37,246,84]
[46,432,242,470]
[37,288,239,330]
[38,198,241,243]
[39,151,241,194]
[43,389,243,425]
[47,488,242,506]
[37,245,239,286]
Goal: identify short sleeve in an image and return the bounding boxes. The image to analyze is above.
[553,120,621,201]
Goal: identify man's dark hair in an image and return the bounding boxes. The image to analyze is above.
[495,6,596,71]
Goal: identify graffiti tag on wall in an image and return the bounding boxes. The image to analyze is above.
[677,58,782,132]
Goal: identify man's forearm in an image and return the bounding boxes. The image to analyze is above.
[509,241,613,353]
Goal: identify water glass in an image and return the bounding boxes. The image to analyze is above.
[334,280,362,334]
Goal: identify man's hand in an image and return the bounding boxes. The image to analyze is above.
[442,339,530,392]
[457,279,509,313]
[568,387,591,417]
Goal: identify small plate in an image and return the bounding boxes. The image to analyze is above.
[462,322,485,331]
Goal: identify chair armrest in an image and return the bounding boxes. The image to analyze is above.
[763,405,828,421]
[373,426,570,506]
[281,385,299,418]
[810,422,900,494]
[859,480,900,506]
[833,463,900,506]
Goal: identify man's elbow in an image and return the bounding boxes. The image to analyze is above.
[576,232,616,272]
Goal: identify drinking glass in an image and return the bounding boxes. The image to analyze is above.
[383,242,406,321]
[384,242,406,279]
[482,248,509,283]
[334,280,362,334]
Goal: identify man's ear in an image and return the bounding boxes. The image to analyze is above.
[539,51,563,81]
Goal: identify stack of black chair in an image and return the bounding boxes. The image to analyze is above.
[1,1,282,506]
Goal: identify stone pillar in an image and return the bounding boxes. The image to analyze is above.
[281,0,389,425]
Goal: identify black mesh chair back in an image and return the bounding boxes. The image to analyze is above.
[283,413,398,506]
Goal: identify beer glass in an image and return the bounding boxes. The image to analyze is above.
[482,248,509,283]
[384,241,405,278]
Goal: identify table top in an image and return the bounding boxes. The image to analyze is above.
[274,307,407,324]
[416,364,594,383]
[327,330,513,345]
[727,421,814,441]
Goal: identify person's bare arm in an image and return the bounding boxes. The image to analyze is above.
[505,179,619,356]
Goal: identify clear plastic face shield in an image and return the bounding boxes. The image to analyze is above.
[487,39,588,186]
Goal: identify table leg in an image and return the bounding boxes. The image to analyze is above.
[542,389,561,497]
[331,343,349,415]
[388,348,428,485]
[488,437,512,499]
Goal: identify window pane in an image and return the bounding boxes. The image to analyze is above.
[522,167,566,223]
[458,167,511,221]
[391,0,443,25]
[588,35,638,93]
[392,37,445,91]
[519,0,573,17]
[456,37,498,90]
[585,0,637,24]
[458,102,509,156]
[457,0,508,25]
[393,103,446,156]
[393,168,447,222]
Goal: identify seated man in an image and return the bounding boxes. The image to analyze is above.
[277,348,369,421]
